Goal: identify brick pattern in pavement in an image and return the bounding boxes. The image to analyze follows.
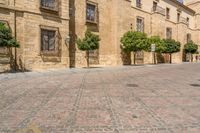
[0,63,200,133]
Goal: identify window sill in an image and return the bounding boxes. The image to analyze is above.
[40,6,59,14]
[136,6,142,9]
[40,51,60,56]
[86,20,98,25]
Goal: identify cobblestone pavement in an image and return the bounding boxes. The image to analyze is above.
[0,63,200,133]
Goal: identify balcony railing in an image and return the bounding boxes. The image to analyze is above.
[40,0,59,12]
[179,17,189,25]
[152,6,165,16]
[136,2,142,8]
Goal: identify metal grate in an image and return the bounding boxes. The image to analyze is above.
[190,84,200,87]
[132,114,138,119]
[127,84,138,87]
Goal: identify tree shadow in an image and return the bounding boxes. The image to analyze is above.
[82,67,102,69]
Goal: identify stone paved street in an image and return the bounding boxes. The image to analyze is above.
[0,63,200,133]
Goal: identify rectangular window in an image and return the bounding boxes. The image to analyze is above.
[166,8,170,19]
[86,2,97,23]
[41,29,56,52]
[177,13,180,22]
[187,33,191,43]
[153,1,157,11]
[136,0,142,8]
[40,0,58,11]
[136,17,144,32]
[187,17,190,26]
[166,28,172,39]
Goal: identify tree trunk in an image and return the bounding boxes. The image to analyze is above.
[191,53,193,62]
[86,50,89,68]
[133,52,136,65]
[7,47,14,70]
[169,53,172,64]
[153,52,156,64]
[14,47,17,71]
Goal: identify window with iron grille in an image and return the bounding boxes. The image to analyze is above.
[86,2,97,23]
[41,0,58,11]
[187,33,191,43]
[136,0,142,8]
[41,29,56,52]
[136,17,144,32]
[166,27,172,39]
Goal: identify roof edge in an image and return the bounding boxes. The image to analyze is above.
[169,0,196,14]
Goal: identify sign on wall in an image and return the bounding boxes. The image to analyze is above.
[151,44,156,52]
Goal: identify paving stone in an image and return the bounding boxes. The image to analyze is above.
[0,63,200,133]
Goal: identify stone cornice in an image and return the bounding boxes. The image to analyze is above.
[185,1,200,6]
[168,0,196,14]
[0,4,69,21]
[0,4,23,12]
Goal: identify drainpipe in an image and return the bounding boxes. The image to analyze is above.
[14,0,17,71]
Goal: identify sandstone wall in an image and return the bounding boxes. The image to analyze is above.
[0,0,70,71]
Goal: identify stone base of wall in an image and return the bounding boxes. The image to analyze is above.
[19,52,186,70]
[0,48,10,73]
[99,54,119,66]
[0,63,10,73]
[22,56,69,71]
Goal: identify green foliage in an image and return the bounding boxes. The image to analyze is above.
[77,30,100,51]
[162,39,181,54]
[146,36,165,52]
[0,22,19,48]
[120,31,148,53]
[184,41,198,54]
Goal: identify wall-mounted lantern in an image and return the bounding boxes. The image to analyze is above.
[65,35,71,45]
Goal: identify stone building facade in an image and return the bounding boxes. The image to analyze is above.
[0,0,69,71]
[0,0,200,70]
[71,0,200,67]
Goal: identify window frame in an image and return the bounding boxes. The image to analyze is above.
[186,33,191,43]
[153,1,157,12]
[40,25,60,56]
[177,13,180,22]
[166,7,170,19]
[86,1,98,24]
[136,17,144,33]
[166,27,172,39]
[40,0,59,13]
[136,0,142,8]
[186,17,190,26]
